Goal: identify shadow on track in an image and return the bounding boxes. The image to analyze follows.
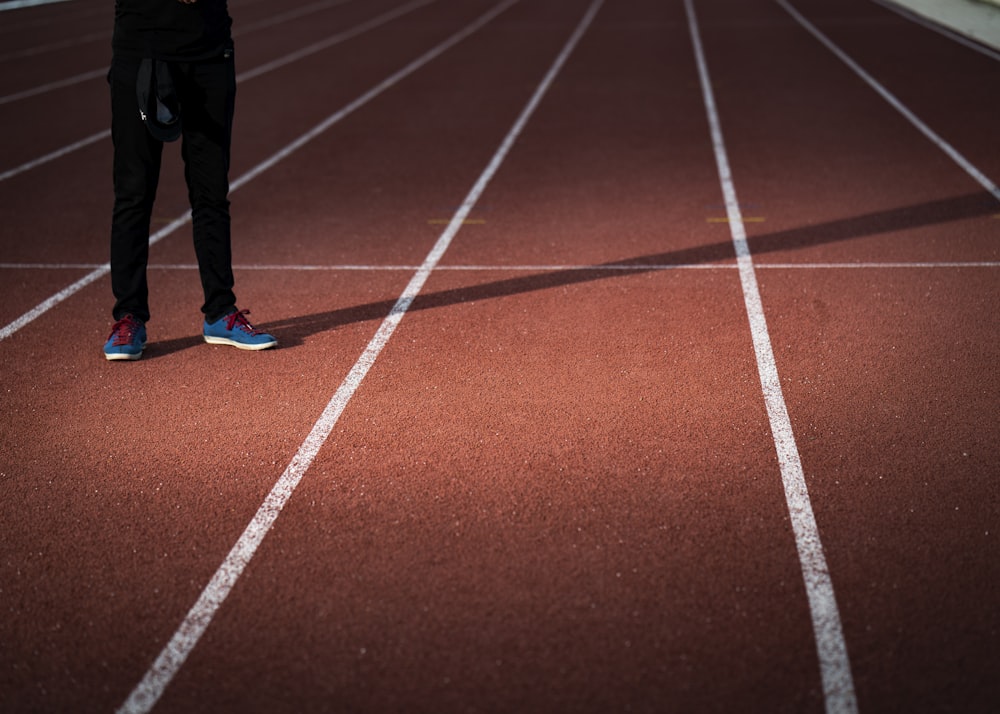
[145,191,996,357]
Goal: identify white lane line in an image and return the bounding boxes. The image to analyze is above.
[0,31,110,62]
[0,67,106,106]
[0,0,351,66]
[0,0,438,181]
[235,0,437,83]
[0,0,72,10]
[0,0,513,343]
[684,1,858,713]
[0,4,99,37]
[0,0,99,31]
[0,0,404,105]
[0,263,108,269]
[234,0,356,38]
[226,0,511,194]
[5,261,1000,272]
[0,128,108,183]
[0,0,356,62]
[431,261,1000,270]
[0,214,190,343]
[116,2,601,712]
[776,0,1000,204]
[870,0,1000,62]
[755,261,1000,269]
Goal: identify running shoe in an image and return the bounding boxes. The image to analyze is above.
[103,314,147,361]
[203,309,277,350]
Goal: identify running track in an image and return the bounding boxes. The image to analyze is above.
[1,0,998,712]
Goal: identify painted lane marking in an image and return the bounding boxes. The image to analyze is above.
[0,33,110,62]
[0,0,99,30]
[870,0,1000,63]
[685,1,859,713]
[0,0,478,343]
[234,0,437,82]
[0,0,438,180]
[225,0,513,194]
[0,0,357,62]
[777,0,1000,205]
[115,1,602,711]
[0,0,72,10]
[0,214,190,343]
[0,0,359,103]
[234,0,357,37]
[749,261,1000,269]
[0,67,107,107]
[4,261,999,272]
[0,127,108,182]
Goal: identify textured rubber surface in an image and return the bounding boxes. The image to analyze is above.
[0,0,997,712]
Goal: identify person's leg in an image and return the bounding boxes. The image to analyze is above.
[178,51,237,324]
[179,50,275,351]
[109,56,162,323]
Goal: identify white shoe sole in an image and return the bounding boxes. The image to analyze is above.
[105,351,143,361]
[203,335,277,351]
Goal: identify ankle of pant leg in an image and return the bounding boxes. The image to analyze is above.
[205,308,235,324]
[114,310,149,323]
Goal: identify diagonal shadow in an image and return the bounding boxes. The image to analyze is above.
[147,191,996,357]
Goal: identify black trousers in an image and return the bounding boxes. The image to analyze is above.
[109,51,237,324]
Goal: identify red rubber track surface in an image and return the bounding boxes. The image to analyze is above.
[0,0,997,712]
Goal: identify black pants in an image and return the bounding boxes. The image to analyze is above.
[109,51,237,324]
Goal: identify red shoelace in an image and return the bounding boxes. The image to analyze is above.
[224,309,262,334]
[108,315,142,346]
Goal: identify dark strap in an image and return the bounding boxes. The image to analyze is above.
[136,57,182,142]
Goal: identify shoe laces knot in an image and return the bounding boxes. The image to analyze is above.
[108,315,141,346]
[225,309,260,335]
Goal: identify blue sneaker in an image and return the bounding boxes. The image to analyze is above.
[203,309,277,350]
[104,314,147,361]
